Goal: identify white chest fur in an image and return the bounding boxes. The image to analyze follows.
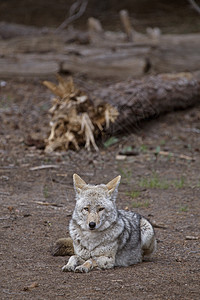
[70,220,122,260]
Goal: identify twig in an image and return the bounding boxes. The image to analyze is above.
[158,151,195,161]
[23,282,38,291]
[0,216,10,220]
[151,221,168,229]
[57,0,88,31]
[0,191,10,195]
[34,201,63,207]
[0,165,15,169]
[183,128,200,134]
[188,0,200,14]
[30,165,59,171]
[119,10,134,42]
[185,235,198,240]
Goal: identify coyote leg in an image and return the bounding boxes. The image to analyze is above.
[75,259,97,273]
[62,255,84,272]
[95,256,115,269]
[140,218,157,257]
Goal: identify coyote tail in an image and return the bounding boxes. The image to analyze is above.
[51,237,74,256]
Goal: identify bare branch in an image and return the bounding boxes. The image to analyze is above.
[57,0,88,31]
[188,0,200,14]
[119,10,134,42]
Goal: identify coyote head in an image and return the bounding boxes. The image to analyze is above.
[72,174,121,231]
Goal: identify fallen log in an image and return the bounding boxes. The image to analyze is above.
[93,72,200,133]
[0,28,200,79]
[0,47,149,79]
[0,22,44,39]
[41,72,200,153]
[61,51,147,79]
[0,55,59,77]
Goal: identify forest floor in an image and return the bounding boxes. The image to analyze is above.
[0,77,199,299]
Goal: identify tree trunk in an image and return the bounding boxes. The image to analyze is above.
[93,72,200,133]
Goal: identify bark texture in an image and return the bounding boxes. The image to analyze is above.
[93,72,200,133]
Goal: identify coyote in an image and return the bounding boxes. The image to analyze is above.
[54,174,156,272]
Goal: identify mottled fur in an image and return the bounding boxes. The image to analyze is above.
[61,174,156,272]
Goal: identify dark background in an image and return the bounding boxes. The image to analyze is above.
[0,0,199,33]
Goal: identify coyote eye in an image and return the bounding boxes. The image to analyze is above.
[83,207,89,211]
[98,207,105,212]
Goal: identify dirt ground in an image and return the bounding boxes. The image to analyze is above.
[0,77,199,300]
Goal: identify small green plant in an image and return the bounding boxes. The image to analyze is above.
[139,173,169,189]
[167,152,173,160]
[196,181,200,188]
[155,146,161,155]
[103,137,119,148]
[173,177,185,189]
[139,144,148,153]
[40,103,50,111]
[132,200,150,208]
[126,191,140,199]
[44,157,51,164]
[0,95,13,108]
[186,144,192,151]
[121,146,133,154]
[118,168,132,184]
[179,205,188,212]
[160,140,166,146]
[139,173,186,190]
[43,186,49,198]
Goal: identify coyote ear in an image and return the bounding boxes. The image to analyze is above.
[73,174,87,194]
[106,175,121,201]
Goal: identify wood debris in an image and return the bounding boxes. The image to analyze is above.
[30,165,59,171]
[43,75,118,152]
[34,201,63,207]
[151,220,168,229]
[158,151,195,161]
[23,282,38,291]
[185,236,198,240]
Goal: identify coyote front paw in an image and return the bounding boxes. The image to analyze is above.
[62,255,84,272]
[62,263,76,272]
[75,265,90,273]
[75,259,96,273]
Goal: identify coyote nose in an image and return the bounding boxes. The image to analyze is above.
[89,222,96,229]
